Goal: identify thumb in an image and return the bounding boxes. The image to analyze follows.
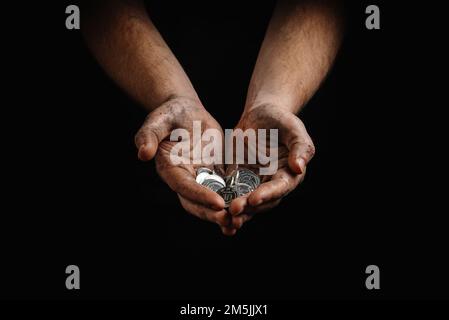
[134,108,173,161]
[288,140,315,174]
[279,115,315,175]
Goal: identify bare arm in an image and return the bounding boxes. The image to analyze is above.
[83,0,199,111]
[83,1,233,233]
[229,0,344,223]
[245,0,344,113]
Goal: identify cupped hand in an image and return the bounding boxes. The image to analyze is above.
[227,104,315,230]
[135,97,235,233]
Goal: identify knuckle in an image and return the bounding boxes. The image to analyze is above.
[301,140,316,161]
[305,142,316,159]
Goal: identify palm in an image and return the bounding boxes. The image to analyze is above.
[135,98,229,228]
[155,116,225,183]
[226,104,314,223]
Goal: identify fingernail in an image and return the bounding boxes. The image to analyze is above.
[297,158,306,174]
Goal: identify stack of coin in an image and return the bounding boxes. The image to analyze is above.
[196,167,261,208]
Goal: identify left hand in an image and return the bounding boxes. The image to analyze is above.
[227,104,316,230]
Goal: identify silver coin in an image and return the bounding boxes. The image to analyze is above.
[235,183,253,196]
[196,167,213,176]
[224,175,233,187]
[236,169,260,189]
[195,171,211,184]
[201,179,225,192]
[205,173,226,186]
[217,186,238,208]
[223,169,238,187]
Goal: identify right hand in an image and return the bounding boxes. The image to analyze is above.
[135,97,236,235]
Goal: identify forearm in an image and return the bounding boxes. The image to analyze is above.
[245,0,344,113]
[83,0,199,111]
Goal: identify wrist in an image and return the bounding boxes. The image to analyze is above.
[244,92,303,115]
[242,102,292,119]
[154,94,204,112]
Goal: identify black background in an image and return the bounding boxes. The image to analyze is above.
[1,0,447,302]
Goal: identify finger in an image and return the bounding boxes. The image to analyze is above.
[179,195,229,226]
[288,141,315,174]
[228,195,250,228]
[220,226,237,236]
[229,194,249,216]
[231,214,252,229]
[229,195,281,228]
[159,166,225,210]
[278,115,315,174]
[229,179,287,216]
[248,179,289,206]
[236,197,281,217]
[230,199,281,228]
[248,168,300,206]
[241,199,281,215]
[135,107,174,161]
